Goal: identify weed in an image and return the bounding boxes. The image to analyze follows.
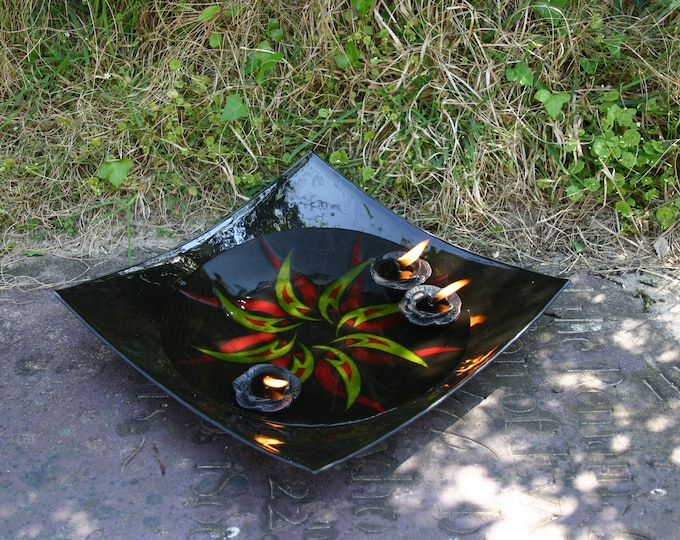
[0,0,678,266]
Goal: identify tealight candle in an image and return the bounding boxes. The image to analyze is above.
[399,279,470,326]
[233,364,301,412]
[370,239,432,290]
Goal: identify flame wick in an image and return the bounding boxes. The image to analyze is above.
[262,375,290,389]
[396,239,429,267]
[434,278,471,300]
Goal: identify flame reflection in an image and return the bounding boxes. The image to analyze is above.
[469,314,487,327]
[396,239,429,267]
[454,347,499,377]
[434,278,471,300]
[254,435,285,454]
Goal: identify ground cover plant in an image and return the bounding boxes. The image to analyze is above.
[1,0,678,268]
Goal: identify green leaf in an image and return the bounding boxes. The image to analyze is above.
[197,5,220,22]
[619,151,636,169]
[622,128,641,148]
[195,337,296,363]
[290,344,315,382]
[96,157,133,187]
[345,42,361,67]
[579,58,598,75]
[505,62,534,86]
[336,304,400,333]
[568,159,585,175]
[572,240,586,253]
[533,90,570,119]
[334,53,350,68]
[336,333,429,367]
[268,19,284,42]
[583,177,600,192]
[209,32,222,48]
[221,94,248,121]
[615,200,633,217]
[318,259,373,323]
[314,346,361,410]
[245,40,284,83]
[533,88,551,103]
[352,0,374,17]
[276,252,319,321]
[361,166,375,181]
[329,149,349,164]
[532,0,567,22]
[23,249,45,257]
[656,206,676,229]
[566,184,584,201]
[215,287,299,333]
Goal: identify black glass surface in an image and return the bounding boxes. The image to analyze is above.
[55,152,568,472]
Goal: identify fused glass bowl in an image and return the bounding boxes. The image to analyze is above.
[56,152,568,472]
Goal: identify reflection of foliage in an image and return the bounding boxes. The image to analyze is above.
[179,237,461,412]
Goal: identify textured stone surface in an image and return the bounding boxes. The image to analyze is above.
[1,255,679,539]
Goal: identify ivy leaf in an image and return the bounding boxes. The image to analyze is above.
[615,199,634,217]
[505,62,534,86]
[96,157,133,187]
[198,5,220,22]
[656,206,676,229]
[352,0,374,17]
[209,32,222,48]
[245,41,284,83]
[534,89,570,119]
[221,94,248,121]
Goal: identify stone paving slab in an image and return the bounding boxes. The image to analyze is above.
[1,254,679,539]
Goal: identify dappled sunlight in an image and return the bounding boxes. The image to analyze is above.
[658,349,680,363]
[52,506,100,539]
[671,447,680,465]
[646,414,675,432]
[611,318,652,354]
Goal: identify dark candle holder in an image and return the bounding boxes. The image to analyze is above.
[370,251,432,290]
[399,284,463,326]
[233,364,302,412]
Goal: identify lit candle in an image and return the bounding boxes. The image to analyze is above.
[232,364,301,412]
[371,240,432,290]
[399,279,470,326]
[261,374,291,400]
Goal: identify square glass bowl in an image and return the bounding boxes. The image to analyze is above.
[56,152,568,472]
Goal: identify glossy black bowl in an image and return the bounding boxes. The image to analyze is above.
[56,152,568,472]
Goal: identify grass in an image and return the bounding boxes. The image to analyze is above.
[1,0,679,270]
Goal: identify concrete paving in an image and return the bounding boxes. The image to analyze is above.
[1,251,679,539]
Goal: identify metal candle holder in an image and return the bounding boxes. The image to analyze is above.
[398,284,463,327]
[232,364,301,412]
[370,251,431,290]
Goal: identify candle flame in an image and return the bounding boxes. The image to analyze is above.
[434,278,471,300]
[262,375,290,389]
[469,314,487,327]
[396,239,429,267]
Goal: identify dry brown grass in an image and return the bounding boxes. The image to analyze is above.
[1,0,678,276]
